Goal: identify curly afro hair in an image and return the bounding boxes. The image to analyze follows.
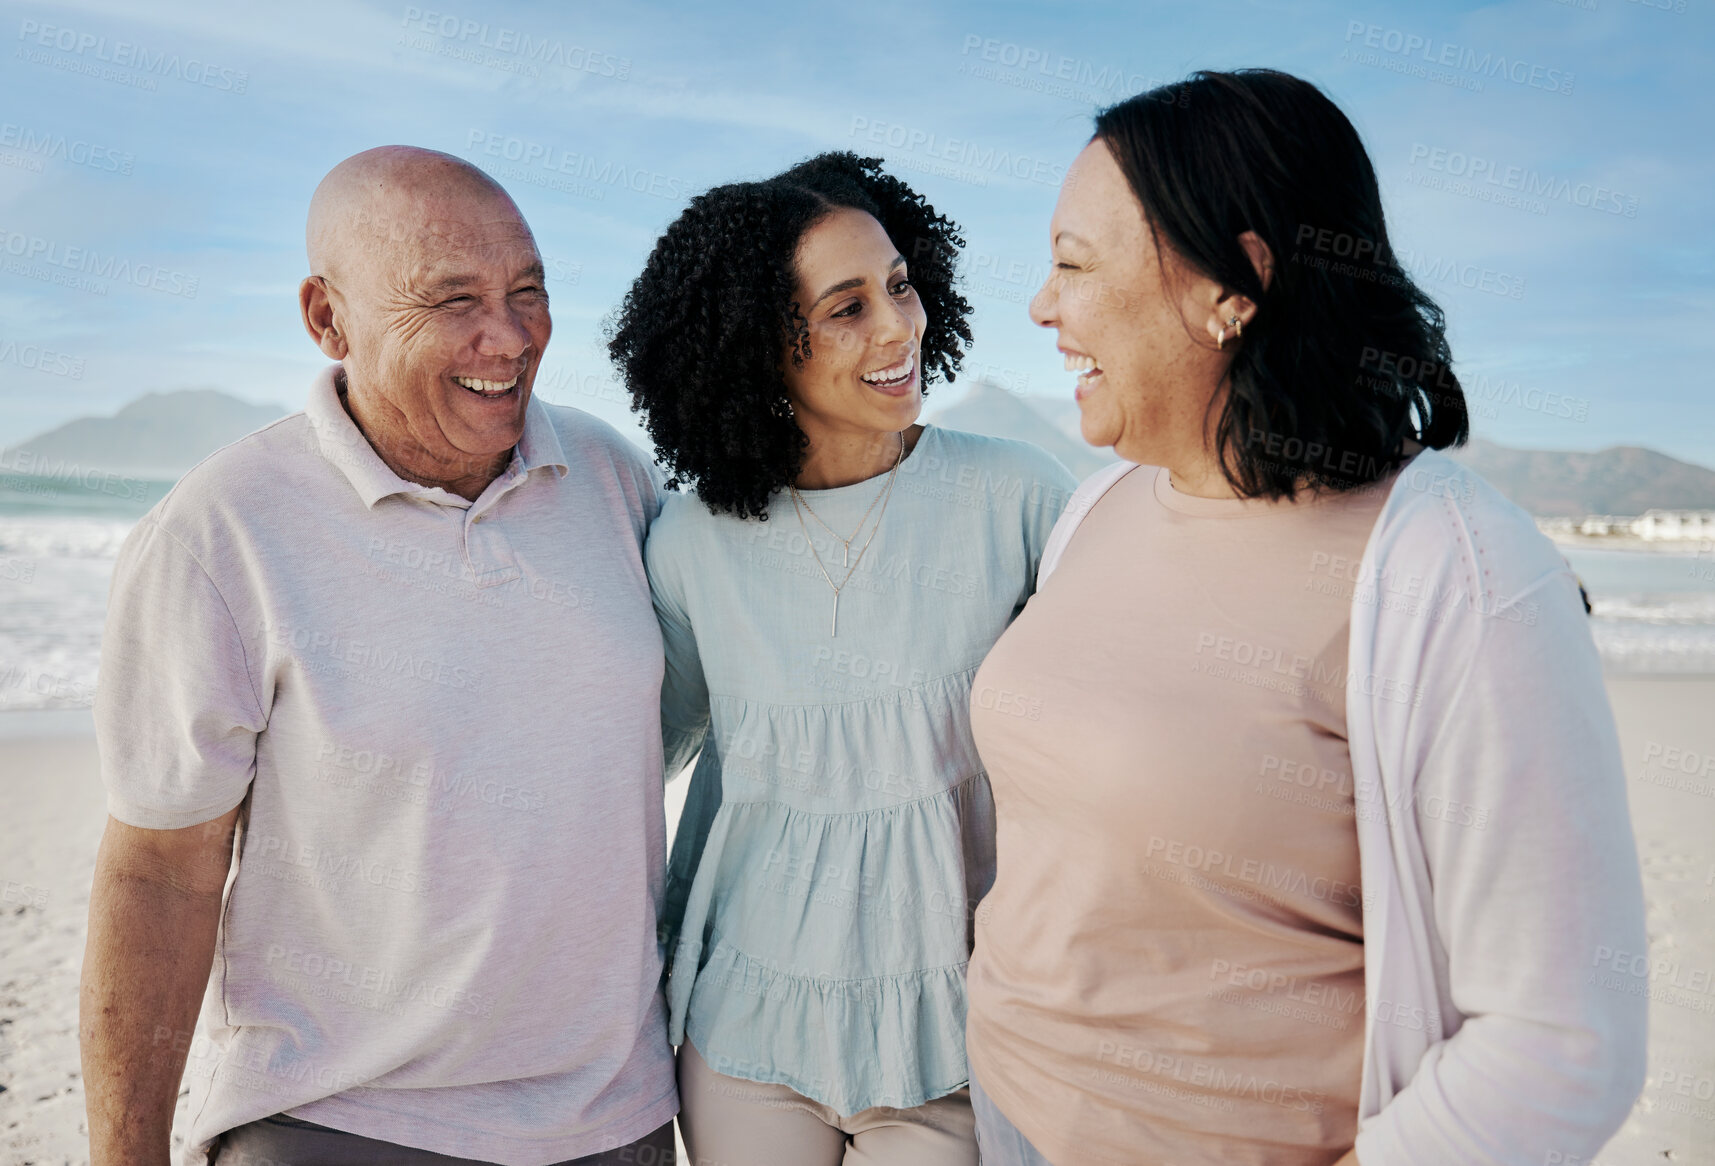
[606,152,973,520]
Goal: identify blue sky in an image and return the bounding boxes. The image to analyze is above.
[1,0,1710,466]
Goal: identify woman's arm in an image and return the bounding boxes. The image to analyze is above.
[659,595,711,779]
[1354,561,1647,1165]
[646,531,711,780]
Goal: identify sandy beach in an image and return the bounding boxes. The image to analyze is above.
[2,680,1710,1164]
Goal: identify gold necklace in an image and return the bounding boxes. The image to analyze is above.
[789,432,905,636]
[792,432,904,566]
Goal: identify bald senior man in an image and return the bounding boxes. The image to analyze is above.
[79,148,677,1164]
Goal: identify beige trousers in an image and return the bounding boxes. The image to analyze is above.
[676,1042,977,1166]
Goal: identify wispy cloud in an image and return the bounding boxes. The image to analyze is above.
[0,0,1708,464]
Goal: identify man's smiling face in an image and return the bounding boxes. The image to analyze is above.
[304,148,551,492]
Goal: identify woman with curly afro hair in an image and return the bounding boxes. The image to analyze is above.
[608,152,1076,1164]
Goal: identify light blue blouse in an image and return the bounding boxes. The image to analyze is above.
[647,424,1076,1115]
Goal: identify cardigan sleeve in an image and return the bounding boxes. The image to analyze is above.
[1353,551,1648,1165]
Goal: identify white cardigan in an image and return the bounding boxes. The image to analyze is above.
[1035,451,1648,1165]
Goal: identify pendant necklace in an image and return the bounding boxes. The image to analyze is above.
[789,432,905,636]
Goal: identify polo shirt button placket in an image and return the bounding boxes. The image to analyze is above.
[465,504,522,589]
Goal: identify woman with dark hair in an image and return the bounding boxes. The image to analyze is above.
[608,152,1074,1164]
[962,70,1647,1165]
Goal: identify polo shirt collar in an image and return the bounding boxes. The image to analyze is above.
[306,363,568,509]
[515,384,569,477]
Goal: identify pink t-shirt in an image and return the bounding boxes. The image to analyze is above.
[967,464,1395,1166]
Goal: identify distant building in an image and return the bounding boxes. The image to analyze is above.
[1631,510,1715,541]
[1537,511,1715,543]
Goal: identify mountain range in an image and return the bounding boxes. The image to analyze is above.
[2,390,287,481]
[1446,438,1715,518]
[927,378,1118,480]
[930,380,1715,518]
[5,383,1713,518]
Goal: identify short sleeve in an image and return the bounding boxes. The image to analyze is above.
[95,519,266,829]
[1019,449,1078,596]
[643,514,710,780]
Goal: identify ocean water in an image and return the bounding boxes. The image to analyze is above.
[0,472,168,713]
[1562,546,1715,674]
[2,475,1713,712]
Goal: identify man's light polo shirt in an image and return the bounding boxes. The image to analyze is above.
[94,364,676,1165]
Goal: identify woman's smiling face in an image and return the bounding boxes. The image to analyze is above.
[1030,138,1217,464]
[781,206,927,440]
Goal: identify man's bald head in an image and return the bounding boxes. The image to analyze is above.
[306,145,526,287]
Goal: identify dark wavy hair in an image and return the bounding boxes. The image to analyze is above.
[606,152,973,519]
[1095,69,1468,498]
